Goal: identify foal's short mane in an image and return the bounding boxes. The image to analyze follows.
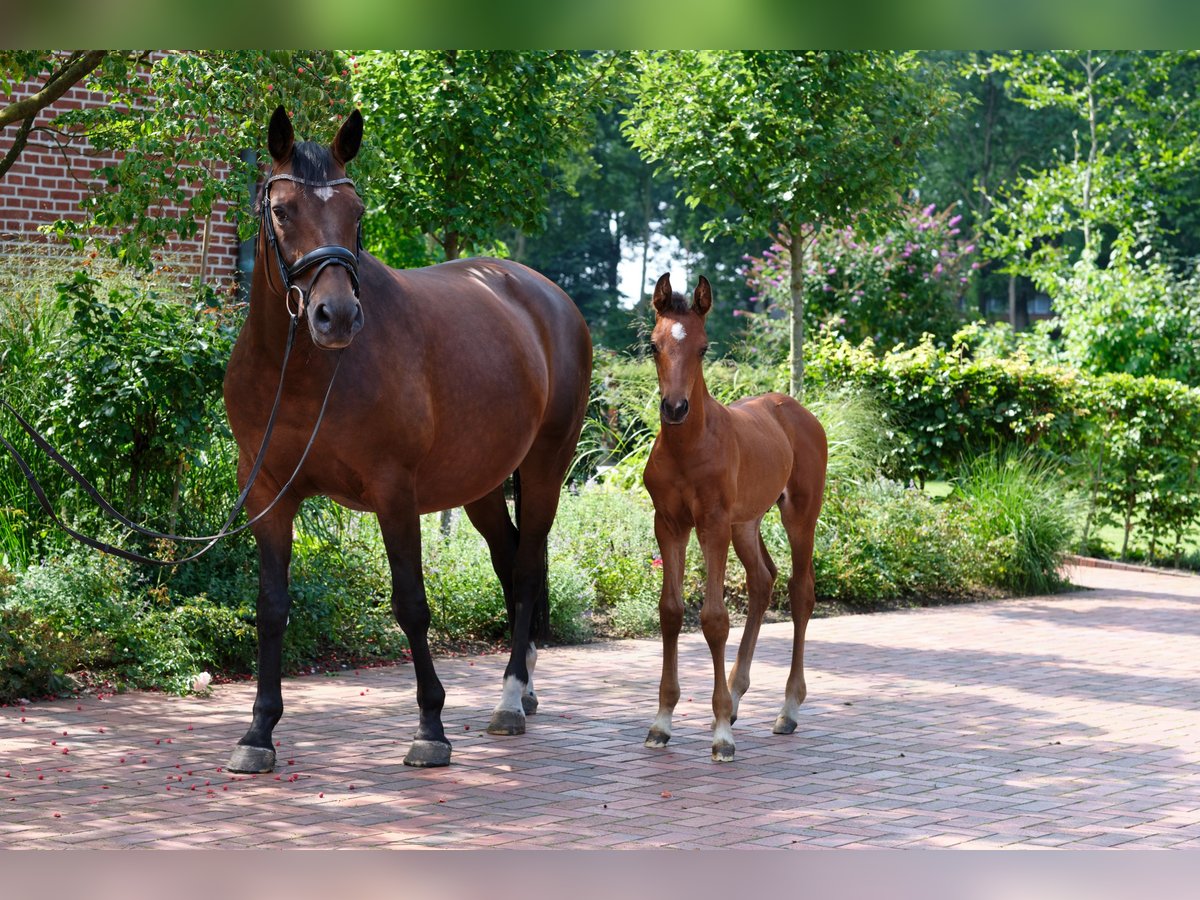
[660,291,693,315]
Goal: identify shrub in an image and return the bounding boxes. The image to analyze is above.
[951,450,1077,595]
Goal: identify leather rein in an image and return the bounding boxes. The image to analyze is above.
[0,174,362,567]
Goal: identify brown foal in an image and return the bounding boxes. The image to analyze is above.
[642,274,827,762]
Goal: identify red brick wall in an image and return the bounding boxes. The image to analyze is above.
[0,59,243,293]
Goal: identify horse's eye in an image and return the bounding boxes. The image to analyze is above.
[700,345,709,357]
[272,206,288,223]
[650,342,660,355]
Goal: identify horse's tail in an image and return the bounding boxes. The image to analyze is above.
[511,469,551,643]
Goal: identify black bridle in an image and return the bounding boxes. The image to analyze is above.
[260,173,363,316]
[0,173,364,566]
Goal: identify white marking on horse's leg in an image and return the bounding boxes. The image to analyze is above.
[496,673,526,713]
[525,642,537,694]
[670,321,687,342]
[778,697,803,725]
[651,709,673,739]
[712,720,735,760]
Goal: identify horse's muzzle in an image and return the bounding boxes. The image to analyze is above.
[309,297,364,349]
[660,397,689,425]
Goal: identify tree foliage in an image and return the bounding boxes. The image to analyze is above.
[624,51,960,394]
[3,51,351,271]
[350,51,616,266]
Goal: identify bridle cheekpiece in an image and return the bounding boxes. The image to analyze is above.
[260,173,363,320]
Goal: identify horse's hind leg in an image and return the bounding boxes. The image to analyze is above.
[464,481,538,714]
[727,520,778,726]
[486,442,572,736]
[379,503,451,767]
[645,514,690,748]
[227,484,300,774]
[775,487,820,736]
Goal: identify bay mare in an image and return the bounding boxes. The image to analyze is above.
[222,107,592,771]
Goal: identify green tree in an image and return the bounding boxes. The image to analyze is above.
[981,51,1200,379]
[2,51,350,273]
[351,51,616,267]
[917,51,1075,324]
[624,50,960,395]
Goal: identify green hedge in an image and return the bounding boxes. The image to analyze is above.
[806,333,1200,559]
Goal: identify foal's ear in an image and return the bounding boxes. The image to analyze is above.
[651,273,673,314]
[268,106,294,163]
[332,109,363,166]
[692,275,713,317]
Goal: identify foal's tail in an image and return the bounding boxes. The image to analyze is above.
[511,469,552,643]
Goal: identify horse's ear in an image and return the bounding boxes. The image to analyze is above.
[332,109,363,166]
[651,273,673,314]
[692,275,713,317]
[268,106,294,163]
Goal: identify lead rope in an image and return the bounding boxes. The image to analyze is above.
[0,310,342,567]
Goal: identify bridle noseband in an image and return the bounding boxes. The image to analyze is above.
[260,173,364,317]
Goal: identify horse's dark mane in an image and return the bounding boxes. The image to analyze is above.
[256,141,333,212]
[291,140,333,183]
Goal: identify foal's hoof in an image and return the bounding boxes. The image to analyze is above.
[403,739,452,768]
[712,740,736,763]
[772,715,798,735]
[226,744,276,774]
[521,691,539,716]
[644,728,671,749]
[487,709,526,736]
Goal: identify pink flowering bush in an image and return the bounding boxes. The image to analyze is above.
[741,202,978,358]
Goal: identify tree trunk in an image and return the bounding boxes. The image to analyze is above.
[1008,273,1018,329]
[639,173,652,306]
[788,226,807,398]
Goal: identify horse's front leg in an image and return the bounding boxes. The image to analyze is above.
[697,516,735,762]
[379,506,451,767]
[227,489,301,774]
[645,514,691,748]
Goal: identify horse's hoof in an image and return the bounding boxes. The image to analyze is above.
[226,745,276,774]
[403,739,452,768]
[773,715,798,735]
[712,740,736,763]
[487,709,526,736]
[521,691,539,715]
[644,728,671,749]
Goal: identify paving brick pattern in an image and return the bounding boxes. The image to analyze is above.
[2,564,1199,848]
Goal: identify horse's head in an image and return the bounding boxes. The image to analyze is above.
[263,106,366,350]
[649,273,712,426]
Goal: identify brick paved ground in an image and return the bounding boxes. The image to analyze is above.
[2,564,1198,849]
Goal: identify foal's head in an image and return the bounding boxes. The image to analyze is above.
[649,273,712,426]
[264,106,366,349]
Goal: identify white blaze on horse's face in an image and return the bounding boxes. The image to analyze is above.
[313,185,334,202]
[670,321,687,342]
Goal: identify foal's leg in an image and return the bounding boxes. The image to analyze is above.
[697,517,736,762]
[378,506,452,767]
[486,460,565,736]
[227,488,301,774]
[775,491,819,735]
[645,515,691,748]
[464,483,538,714]
[727,520,778,726]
